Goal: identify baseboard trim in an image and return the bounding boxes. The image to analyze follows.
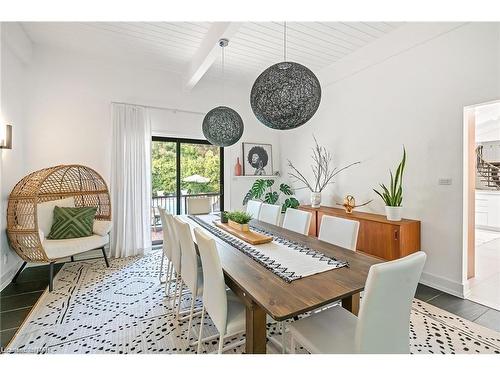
[420,272,465,298]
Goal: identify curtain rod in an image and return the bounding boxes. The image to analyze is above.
[111,101,206,116]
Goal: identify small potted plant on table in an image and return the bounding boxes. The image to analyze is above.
[373,147,406,221]
[226,211,253,232]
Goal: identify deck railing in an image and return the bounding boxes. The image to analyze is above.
[151,192,221,216]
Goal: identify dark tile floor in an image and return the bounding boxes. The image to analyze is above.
[415,284,500,332]
[1,266,499,350]
[0,263,63,348]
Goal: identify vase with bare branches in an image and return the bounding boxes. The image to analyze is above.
[288,136,360,208]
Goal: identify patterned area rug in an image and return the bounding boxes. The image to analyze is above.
[6,250,500,354]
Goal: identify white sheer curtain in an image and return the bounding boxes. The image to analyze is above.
[111,103,152,258]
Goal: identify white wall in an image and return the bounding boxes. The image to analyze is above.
[23,45,280,211]
[0,23,32,289]
[279,23,500,296]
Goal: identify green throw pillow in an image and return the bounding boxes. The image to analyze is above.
[47,206,97,240]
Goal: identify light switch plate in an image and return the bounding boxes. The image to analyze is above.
[438,178,452,185]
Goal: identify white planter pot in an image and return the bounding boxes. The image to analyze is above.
[385,206,402,221]
[311,191,321,208]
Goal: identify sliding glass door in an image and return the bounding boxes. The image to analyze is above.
[151,137,224,243]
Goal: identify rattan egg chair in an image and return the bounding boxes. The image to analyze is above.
[7,164,112,291]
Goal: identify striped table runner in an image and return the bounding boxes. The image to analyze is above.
[186,214,348,283]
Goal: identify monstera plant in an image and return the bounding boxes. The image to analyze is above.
[243,179,299,213]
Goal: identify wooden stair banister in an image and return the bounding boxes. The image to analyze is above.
[476,145,500,189]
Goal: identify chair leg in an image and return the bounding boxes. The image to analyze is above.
[197,307,206,354]
[12,261,27,283]
[159,252,165,282]
[218,334,224,354]
[49,262,54,292]
[70,256,74,262]
[176,278,184,320]
[281,322,286,354]
[165,263,172,298]
[170,271,179,308]
[166,264,174,300]
[290,335,296,354]
[101,247,110,268]
[186,296,196,343]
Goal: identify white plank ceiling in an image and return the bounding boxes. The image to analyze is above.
[21,22,402,85]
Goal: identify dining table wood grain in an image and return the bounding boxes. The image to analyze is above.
[185,216,382,354]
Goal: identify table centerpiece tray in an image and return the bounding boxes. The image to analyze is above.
[213,220,273,245]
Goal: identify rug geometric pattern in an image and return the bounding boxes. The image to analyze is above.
[6,250,500,354]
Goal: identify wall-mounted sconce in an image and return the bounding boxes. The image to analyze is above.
[0,124,12,149]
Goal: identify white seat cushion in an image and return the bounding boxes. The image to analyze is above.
[93,220,113,236]
[288,305,358,354]
[44,234,109,259]
[37,197,75,235]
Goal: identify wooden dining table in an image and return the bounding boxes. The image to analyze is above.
[185,216,381,354]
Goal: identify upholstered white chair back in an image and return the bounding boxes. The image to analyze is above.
[193,227,228,335]
[187,197,211,215]
[165,214,181,271]
[246,200,262,220]
[158,208,172,259]
[174,217,201,294]
[282,208,312,235]
[258,203,281,226]
[355,251,426,354]
[318,215,359,251]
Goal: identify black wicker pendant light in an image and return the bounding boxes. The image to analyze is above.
[250,22,321,130]
[202,39,244,147]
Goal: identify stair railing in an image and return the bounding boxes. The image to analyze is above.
[476,146,500,189]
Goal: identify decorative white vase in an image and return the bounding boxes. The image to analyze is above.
[310,191,321,208]
[385,206,402,221]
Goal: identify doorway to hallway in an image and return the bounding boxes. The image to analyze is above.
[464,101,500,310]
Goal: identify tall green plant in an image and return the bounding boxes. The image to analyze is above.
[373,147,406,207]
[243,179,299,213]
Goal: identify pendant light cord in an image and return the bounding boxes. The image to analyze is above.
[283,21,287,61]
[221,44,225,77]
[221,42,225,101]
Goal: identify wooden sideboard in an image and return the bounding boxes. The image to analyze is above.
[299,205,421,261]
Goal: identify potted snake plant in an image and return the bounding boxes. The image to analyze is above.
[373,147,406,221]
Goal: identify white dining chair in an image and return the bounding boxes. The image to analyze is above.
[288,251,426,354]
[282,208,312,235]
[158,208,172,283]
[164,214,183,304]
[246,200,262,220]
[173,217,205,342]
[194,227,246,354]
[258,203,281,226]
[187,197,212,215]
[318,215,360,251]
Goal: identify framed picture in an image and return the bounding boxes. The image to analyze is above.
[242,142,273,176]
